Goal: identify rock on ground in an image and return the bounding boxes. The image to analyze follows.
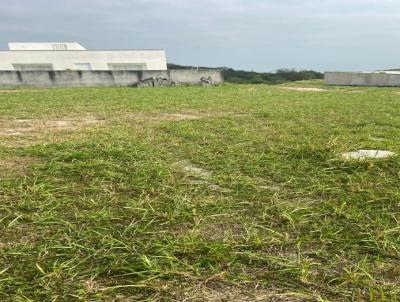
[342,150,396,160]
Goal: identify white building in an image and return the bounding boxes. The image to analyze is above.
[0,42,167,71]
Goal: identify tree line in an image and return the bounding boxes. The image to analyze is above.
[168,64,323,84]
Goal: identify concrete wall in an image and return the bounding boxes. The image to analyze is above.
[325,72,400,87]
[0,70,223,88]
[8,42,87,50]
[0,50,167,71]
[169,69,223,84]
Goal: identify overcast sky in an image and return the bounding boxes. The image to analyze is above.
[0,0,399,71]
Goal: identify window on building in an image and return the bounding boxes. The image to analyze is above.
[52,44,68,50]
[12,64,54,71]
[73,63,92,70]
[108,63,147,71]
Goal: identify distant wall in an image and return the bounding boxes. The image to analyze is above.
[325,72,400,87]
[0,70,223,88]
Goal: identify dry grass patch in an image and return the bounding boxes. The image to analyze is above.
[0,89,48,93]
[0,115,105,137]
[0,115,105,146]
[174,160,213,180]
[172,282,302,302]
[126,112,249,124]
[0,156,36,177]
[0,90,23,93]
[346,90,366,94]
[197,219,247,241]
[172,160,229,192]
[127,112,209,123]
[280,87,329,92]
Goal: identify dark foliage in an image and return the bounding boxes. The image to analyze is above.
[168,64,323,84]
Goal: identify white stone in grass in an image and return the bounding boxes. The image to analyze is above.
[179,161,212,179]
[342,150,396,160]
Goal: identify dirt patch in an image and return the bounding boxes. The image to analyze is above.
[110,285,282,302]
[198,219,247,241]
[0,89,47,93]
[174,283,302,302]
[0,90,22,93]
[346,90,366,94]
[280,87,329,92]
[251,176,284,192]
[128,112,207,122]
[0,156,36,177]
[177,160,213,179]
[173,160,230,192]
[239,87,257,92]
[127,112,252,125]
[0,116,105,137]
[173,160,230,193]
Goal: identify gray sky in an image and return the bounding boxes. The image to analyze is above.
[0,0,399,71]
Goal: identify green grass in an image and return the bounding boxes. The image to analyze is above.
[0,81,400,301]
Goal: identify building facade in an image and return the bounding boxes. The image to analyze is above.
[0,42,167,71]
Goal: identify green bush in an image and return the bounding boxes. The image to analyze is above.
[168,64,324,84]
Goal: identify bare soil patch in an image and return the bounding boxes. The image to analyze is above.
[177,160,213,179]
[346,90,366,94]
[0,89,47,93]
[127,112,207,122]
[0,156,36,176]
[173,160,229,192]
[175,283,301,302]
[239,87,257,92]
[280,87,329,92]
[0,90,22,93]
[0,116,105,137]
[126,112,251,126]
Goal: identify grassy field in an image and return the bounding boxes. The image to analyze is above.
[0,81,400,301]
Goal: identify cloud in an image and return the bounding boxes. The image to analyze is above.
[1,0,400,71]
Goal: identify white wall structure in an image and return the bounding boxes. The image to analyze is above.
[8,42,87,51]
[0,42,167,71]
[324,71,400,87]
